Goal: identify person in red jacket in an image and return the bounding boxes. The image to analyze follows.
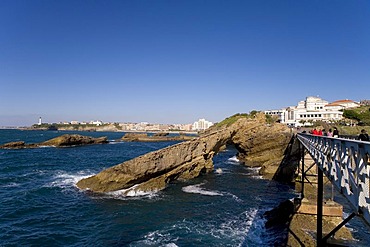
[312,128,318,135]
[318,129,323,136]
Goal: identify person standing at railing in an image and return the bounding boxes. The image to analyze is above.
[318,129,323,136]
[358,129,369,141]
[333,127,339,138]
[327,128,333,137]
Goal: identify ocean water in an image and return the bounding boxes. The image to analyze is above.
[0,130,368,246]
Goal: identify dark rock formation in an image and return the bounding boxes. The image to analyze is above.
[77,113,293,194]
[272,135,302,183]
[0,134,108,149]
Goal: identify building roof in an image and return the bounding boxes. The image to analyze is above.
[326,99,357,107]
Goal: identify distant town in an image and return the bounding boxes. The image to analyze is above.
[3,96,370,131]
[32,118,214,132]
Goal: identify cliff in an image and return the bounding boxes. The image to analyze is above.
[77,113,293,194]
[0,134,108,149]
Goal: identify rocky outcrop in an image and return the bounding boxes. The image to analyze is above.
[0,134,108,149]
[230,114,292,178]
[272,135,302,183]
[121,132,196,142]
[77,113,293,194]
[77,128,235,193]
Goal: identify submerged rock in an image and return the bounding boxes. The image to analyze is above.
[0,134,108,149]
[77,113,293,194]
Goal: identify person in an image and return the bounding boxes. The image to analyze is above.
[322,129,327,136]
[327,128,333,137]
[312,128,318,135]
[358,129,369,141]
[333,127,339,138]
[318,129,323,136]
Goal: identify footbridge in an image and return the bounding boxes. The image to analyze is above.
[297,133,370,246]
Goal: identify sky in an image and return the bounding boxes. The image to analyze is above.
[1,0,370,126]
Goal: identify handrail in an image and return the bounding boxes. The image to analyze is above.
[297,133,370,225]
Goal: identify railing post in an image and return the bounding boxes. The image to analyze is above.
[317,167,323,246]
[301,142,305,199]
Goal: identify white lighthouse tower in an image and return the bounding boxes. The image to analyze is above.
[38,117,42,125]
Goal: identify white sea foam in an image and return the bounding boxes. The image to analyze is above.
[106,184,159,199]
[1,182,20,188]
[182,183,223,196]
[224,192,243,203]
[164,243,178,247]
[136,208,264,246]
[46,171,95,189]
[215,168,223,174]
[246,166,261,172]
[38,145,55,148]
[227,155,240,164]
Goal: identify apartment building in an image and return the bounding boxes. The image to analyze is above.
[192,118,213,130]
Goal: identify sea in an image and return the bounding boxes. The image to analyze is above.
[0,129,369,246]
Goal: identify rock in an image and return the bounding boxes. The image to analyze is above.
[231,113,292,177]
[272,135,302,183]
[41,134,108,147]
[0,141,26,149]
[0,134,108,149]
[77,113,293,193]
[77,128,234,193]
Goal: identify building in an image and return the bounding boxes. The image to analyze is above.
[90,120,103,126]
[192,118,213,130]
[265,96,359,127]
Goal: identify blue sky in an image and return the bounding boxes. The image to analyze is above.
[1,0,369,126]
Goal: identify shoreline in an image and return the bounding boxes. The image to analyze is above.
[2,127,198,135]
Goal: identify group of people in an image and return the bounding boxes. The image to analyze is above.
[309,127,339,138]
[307,127,369,142]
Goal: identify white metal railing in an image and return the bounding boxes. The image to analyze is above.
[297,133,370,225]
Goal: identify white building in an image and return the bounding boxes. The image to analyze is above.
[265,96,359,127]
[192,118,213,130]
[90,120,103,126]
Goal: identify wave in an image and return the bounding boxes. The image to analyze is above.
[45,171,96,190]
[215,168,223,174]
[106,184,159,199]
[226,155,240,164]
[1,182,21,188]
[130,208,264,246]
[182,183,223,196]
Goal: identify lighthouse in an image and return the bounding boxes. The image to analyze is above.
[38,117,42,125]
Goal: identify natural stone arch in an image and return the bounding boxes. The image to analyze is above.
[77,114,293,195]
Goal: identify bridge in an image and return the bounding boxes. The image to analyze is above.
[297,133,370,246]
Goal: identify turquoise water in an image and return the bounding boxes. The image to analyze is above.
[0,130,368,246]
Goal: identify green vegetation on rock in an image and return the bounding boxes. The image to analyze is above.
[343,106,370,126]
